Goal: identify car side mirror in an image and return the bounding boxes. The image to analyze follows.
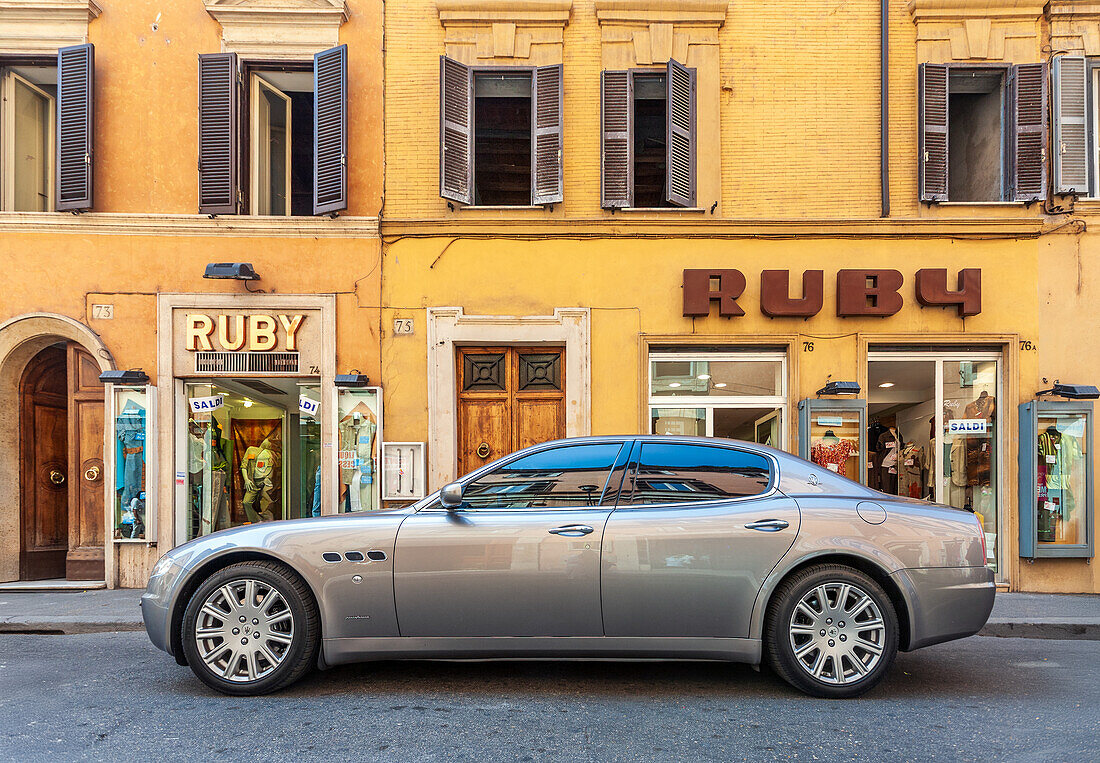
[440,481,464,511]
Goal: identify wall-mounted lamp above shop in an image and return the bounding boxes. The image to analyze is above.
[334,372,370,388]
[98,369,150,385]
[1037,383,1100,400]
[816,380,861,396]
[203,262,260,281]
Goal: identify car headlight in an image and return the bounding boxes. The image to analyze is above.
[150,553,179,579]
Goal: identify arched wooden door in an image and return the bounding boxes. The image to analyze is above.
[19,343,104,581]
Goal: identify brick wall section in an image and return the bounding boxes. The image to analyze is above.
[383,0,929,220]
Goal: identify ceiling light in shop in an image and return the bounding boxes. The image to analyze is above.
[714,382,728,388]
[697,374,711,380]
[878,382,895,388]
[668,382,681,388]
[243,399,254,407]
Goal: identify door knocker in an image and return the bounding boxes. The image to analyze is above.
[476,442,491,459]
[49,469,66,485]
[84,465,101,482]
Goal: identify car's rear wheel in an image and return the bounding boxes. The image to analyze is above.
[764,564,898,698]
[181,561,319,695]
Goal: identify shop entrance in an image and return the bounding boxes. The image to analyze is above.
[181,378,320,541]
[456,347,565,477]
[868,352,1002,575]
[18,343,105,581]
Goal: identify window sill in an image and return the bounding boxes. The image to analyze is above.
[111,538,154,545]
[618,207,707,213]
[935,201,1027,206]
[0,211,380,238]
[458,205,547,211]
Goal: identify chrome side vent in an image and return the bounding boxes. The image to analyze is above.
[321,552,341,563]
[366,550,387,562]
[344,551,365,562]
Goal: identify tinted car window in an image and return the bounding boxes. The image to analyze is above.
[462,443,624,509]
[625,443,772,505]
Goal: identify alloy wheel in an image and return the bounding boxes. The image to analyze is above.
[193,578,295,683]
[787,581,887,686]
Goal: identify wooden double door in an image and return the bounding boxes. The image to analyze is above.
[456,347,566,477]
[19,343,105,581]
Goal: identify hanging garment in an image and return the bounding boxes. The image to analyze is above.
[810,438,856,474]
[964,394,995,487]
[241,441,277,523]
[898,443,927,499]
[116,400,146,509]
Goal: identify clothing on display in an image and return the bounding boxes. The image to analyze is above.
[898,442,927,499]
[963,392,995,486]
[115,400,147,538]
[339,402,378,512]
[1036,426,1082,543]
[874,427,901,495]
[810,436,856,474]
[231,419,283,525]
[241,437,278,523]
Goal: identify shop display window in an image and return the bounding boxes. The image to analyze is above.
[183,380,322,540]
[110,385,155,541]
[798,400,866,483]
[648,352,787,448]
[336,387,382,512]
[868,354,1001,573]
[1019,401,1094,558]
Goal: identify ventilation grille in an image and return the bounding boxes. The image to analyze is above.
[194,352,299,374]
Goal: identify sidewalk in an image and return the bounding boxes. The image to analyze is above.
[0,588,1098,638]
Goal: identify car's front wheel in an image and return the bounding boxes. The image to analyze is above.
[764,564,899,698]
[181,561,319,695]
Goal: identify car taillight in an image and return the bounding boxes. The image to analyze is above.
[975,513,987,562]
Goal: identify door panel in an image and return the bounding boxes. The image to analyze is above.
[19,347,68,580]
[456,347,565,478]
[394,509,611,636]
[66,343,104,580]
[457,398,509,475]
[602,496,800,638]
[515,398,562,451]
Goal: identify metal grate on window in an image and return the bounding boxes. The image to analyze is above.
[194,352,300,374]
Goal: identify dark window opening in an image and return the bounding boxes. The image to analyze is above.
[633,73,671,208]
[473,72,531,206]
[248,68,315,216]
[948,69,1006,202]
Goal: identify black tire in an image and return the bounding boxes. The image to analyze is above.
[764,564,899,698]
[181,561,319,696]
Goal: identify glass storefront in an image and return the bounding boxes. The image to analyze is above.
[1034,410,1088,546]
[111,385,153,540]
[183,379,322,540]
[869,353,1001,574]
[336,387,382,512]
[649,352,787,447]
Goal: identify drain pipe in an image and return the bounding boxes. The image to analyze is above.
[880,0,890,217]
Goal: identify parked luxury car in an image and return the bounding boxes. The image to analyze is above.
[142,436,995,698]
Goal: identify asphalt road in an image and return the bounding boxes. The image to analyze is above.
[0,633,1097,762]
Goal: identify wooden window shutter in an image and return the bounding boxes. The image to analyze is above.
[314,44,348,215]
[665,59,696,207]
[601,70,632,209]
[531,64,563,205]
[1012,62,1047,202]
[56,43,94,212]
[440,56,473,205]
[918,63,949,202]
[1053,56,1089,195]
[198,53,240,214]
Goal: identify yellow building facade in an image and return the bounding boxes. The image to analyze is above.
[381,0,1100,593]
[0,0,384,588]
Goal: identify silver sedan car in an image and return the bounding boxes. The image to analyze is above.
[142,436,995,698]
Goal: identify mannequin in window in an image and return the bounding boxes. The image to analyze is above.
[964,390,995,488]
[898,440,928,499]
[202,418,231,533]
[1038,422,1083,543]
[241,436,277,523]
[877,424,901,494]
[339,403,377,512]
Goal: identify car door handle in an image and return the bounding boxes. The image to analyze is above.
[744,519,790,532]
[548,524,594,537]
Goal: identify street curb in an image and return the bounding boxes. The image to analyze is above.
[0,620,144,635]
[978,619,1100,641]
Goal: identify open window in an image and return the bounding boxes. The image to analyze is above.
[439,58,563,207]
[1,44,94,212]
[602,60,696,209]
[918,62,1046,203]
[198,45,347,216]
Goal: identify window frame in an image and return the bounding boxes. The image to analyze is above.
[647,351,789,450]
[0,58,57,212]
[1089,59,1100,198]
[946,63,1011,203]
[240,59,313,217]
[249,73,293,216]
[470,65,535,208]
[619,439,779,510]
